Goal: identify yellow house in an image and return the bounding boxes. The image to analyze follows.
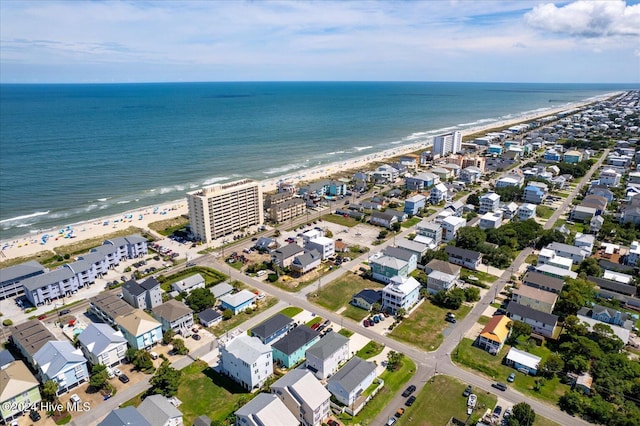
[476,315,511,355]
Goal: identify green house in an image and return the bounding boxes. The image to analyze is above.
[272,325,321,368]
[0,361,42,423]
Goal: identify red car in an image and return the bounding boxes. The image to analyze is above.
[38,314,46,320]
[363,319,370,327]
[328,420,340,426]
[311,323,320,330]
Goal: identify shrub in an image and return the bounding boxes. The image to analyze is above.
[2,319,13,326]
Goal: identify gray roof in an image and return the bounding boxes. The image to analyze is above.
[445,245,482,261]
[78,323,126,356]
[327,356,376,393]
[0,260,46,283]
[106,235,147,247]
[79,250,107,265]
[383,247,416,263]
[98,407,152,426]
[198,308,221,324]
[21,266,75,292]
[250,314,293,341]
[589,275,636,296]
[506,301,558,326]
[123,280,146,297]
[139,277,160,291]
[306,331,349,360]
[546,242,588,256]
[272,325,320,356]
[66,258,94,274]
[91,244,117,257]
[371,211,396,222]
[352,289,382,305]
[152,299,193,322]
[522,271,565,292]
[138,395,182,426]
[275,243,304,259]
[0,350,15,368]
[33,340,86,378]
[210,282,234,298]
[9,319,56,357]
[224,334,271,364]
[90,292,135,319]
[425,259,461,276]
[293,249,321,268]
[193,415,212,426]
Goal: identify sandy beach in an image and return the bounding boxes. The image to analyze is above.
[0,93,617,263]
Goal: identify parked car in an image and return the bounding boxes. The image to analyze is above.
[113,367,122,376]
[363,319,370,327]
[70,394,81,404]
[493,405,503,418]
[492,382,507,391]
[29,410,41,421]
[327,420,340,426]
[463,385,472,397]
[507,373,516,382]
[37,314,46,320]
[106,368,115,379]
[401,385,416,397]
[192,334,201,341]
[373,315,380,323]
[119,374,130,383]
[386,417,397,426]
[58,309,71,316]
[445,317,456,323]
[395,408,405,418]
[405,396,416,407]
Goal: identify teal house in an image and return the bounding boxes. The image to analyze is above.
[272,325,320,368]
[370,255,409,283]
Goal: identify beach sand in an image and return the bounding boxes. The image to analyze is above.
[0,94,616,263]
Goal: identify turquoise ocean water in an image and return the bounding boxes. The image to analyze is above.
[0,82,635,240]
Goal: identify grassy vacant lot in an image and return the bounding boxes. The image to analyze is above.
[390,301,472,351]
[477,315,491,325]
[536,205,555,219]
[322,214,360,227]
[177,360,250,425]
[148,215,189,236]
[339,357,416,425]
[308,272,384,312]
[342,304,370,321]
[338,328,354,338]
[461,268,499,283]
[208,297,278,336]
[401,217,422,228]
[306,316,323,327]
[356,341,385,359]
[279,306,303,317]
[397,375,497,426]
[454,338,568,404]
[157,266,227,292]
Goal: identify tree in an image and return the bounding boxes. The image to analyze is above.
[509,402,535,426]
[467,192,480,206]
[172,337,189,355]
[223,309,233,320]
[540,353,565,378]
[463,287,480,302]
[508,320,532,343]
[185,287,216,313]
[387,351,404,371]
[89,364,109,390]
[42,380,59,402]
[396,308,407,319]
[371,303,381,314]
[391,222,401,232]
[150,361,182,397]
[163,329,176,345]
[559,390,586,416]
[535,229,567,249]
[576,257,602,277]
[455,226,486,251]
[132,350,154,372]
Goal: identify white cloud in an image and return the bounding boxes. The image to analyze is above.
[525,0,640,37]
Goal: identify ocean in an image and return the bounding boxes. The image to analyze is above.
[0,81,634,240]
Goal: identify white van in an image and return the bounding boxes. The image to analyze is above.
[256,270,267,277]
[150,351,159,360]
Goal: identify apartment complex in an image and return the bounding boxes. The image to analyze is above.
[433,131,462,157]
[187,179,263,243]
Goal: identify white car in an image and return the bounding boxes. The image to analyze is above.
[70,394,81,404]
[106,368,115,379]
[113,367,122,376]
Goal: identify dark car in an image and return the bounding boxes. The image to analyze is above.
[58,309,71,316]
[405,396,416,407]
[492,382,507,391]
[445,317,457,323]
[493,405,503,417]
[192,334,201,341]
[463,385,472,397]
[118,374,130,383]
[401,385,416,397]
[327,420,340,426]
[29,410,41,421]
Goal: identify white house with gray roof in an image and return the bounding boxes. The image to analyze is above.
[78,323,128,367]
[33,341,89,395]
[104,235,148,259]
[171,273,205,294]
[271,243,304,268]
[22,265,80,307]
[122,277,163,310]
[305,331,350,380]
[382,276,421,314]
[138,394,183,426]
[235,393,298,426]
[219,334,273,391]
[99,407,151,426]
[291,249,322,275]
[271,369,331,426]
[210,282,234,299]
[327,356,377,408]
[151,299,194,335]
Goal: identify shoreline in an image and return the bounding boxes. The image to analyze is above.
[0,92,619,263]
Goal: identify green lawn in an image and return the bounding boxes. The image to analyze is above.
[401,217,422,228]
[461,268,499,283]
[389,300,472,351]
[322,214,360,227]
[477,315,491,325]
[176,360,250,424]
[356,341,385,359]
[342,304,370,321]
[308,272,384,312]
[396,375,497,426]
[228,260,243,270]
[306,316,323,327]
[338,328,354,338]
[525,254,538,265]
[279,306,303,318]
[536,205,555,219]
[339,357,416,425]
[208,297,278,336]
[453,338,568,404]
[534,416,562,426]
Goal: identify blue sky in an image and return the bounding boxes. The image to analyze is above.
[1,0,639,83]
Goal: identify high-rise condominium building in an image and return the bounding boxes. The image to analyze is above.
[187,179,263,243]
[433,131,462,157]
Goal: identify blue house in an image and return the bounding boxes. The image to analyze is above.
[405,173,437,191]
[272,326,320,368]
[250,313,294,344]
[488,145,503,155]
[506,347,541,375]
[219,289,257,315]
[33,341,89,395]
[404,194,426,215]
[544,149,562,162]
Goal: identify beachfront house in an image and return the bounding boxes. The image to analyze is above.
[219,334,273,391]
[0,260,47,300]
[305,331,350,380]
[104,235,149,260]
[21,266,81,307]
[77,322,128,368]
